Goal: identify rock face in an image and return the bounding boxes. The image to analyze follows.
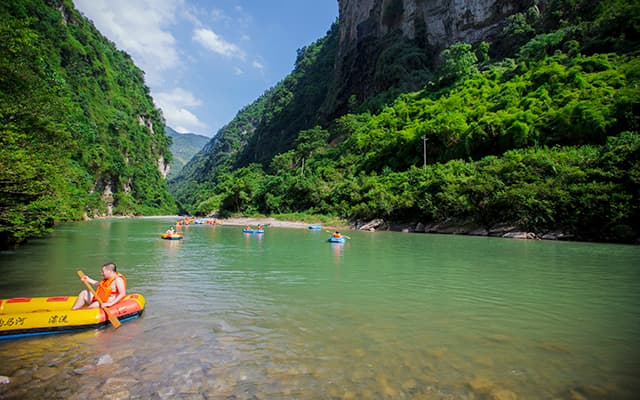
[338,0,530,51]
[330,0,533,115]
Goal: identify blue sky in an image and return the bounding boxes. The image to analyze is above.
[73,1,338,137]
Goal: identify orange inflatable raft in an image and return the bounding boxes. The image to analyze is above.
[0,293,145,340]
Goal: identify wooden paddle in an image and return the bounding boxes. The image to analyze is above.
[77,270,121,328]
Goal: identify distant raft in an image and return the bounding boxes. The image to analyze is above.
[243,229,265,234]
[161,233,183,240]
[308,224,322,230]
[327,236,346,243]
[0,294,145,340]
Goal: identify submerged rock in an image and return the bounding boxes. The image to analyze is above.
[492,388,518,400]
[73,365,96,374]
[33,366,57,381]
[97,354,114,365]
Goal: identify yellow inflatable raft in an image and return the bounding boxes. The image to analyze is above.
[0,293,145,340]
[160,233,183,240]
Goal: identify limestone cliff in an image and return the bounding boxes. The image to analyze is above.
[338,0,531,50]
[328,0,533,116]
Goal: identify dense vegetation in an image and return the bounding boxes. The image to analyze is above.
[1,0,176,249]
[172,0,640,243]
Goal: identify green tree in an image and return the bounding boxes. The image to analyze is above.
[438,43,478,86]
[294,126,330,175]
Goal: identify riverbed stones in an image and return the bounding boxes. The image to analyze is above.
[33,366,57,381]
[468,376,519,400]
[110,349,135,362]
[73,364,96,374]
[103,377,138,391]
[341,389,357,400]
[492,388,518,400]
[103,390,130,400]
[468,376,495,393]
[156,386,175,400]
[401,378,418,391]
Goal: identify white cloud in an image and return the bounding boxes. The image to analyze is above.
[252,60,264,71]
[154,88,208,134]
[233,67,244,75]
[74,0,182,86]
[193,28,245,60]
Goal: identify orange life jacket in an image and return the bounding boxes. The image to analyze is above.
[93,273,126,303]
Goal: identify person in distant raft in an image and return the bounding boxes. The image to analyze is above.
[333,231,342,238]
[72,262,126,310]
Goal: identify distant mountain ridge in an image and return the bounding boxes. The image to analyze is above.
[166,126,209,179]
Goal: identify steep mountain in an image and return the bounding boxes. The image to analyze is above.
[180,1,638,243]
[0,0,176,249]
[166,126,209,180]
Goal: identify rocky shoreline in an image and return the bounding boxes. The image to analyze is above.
[356,218,578,241]
[218,216,569,241]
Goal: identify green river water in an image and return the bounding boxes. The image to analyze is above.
[0,218,638,399]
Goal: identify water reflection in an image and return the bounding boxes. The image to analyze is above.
[330,242,344,265]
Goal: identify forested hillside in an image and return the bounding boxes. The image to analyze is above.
[171,0,640,243]
[0,0,176,249]
[166,127,209,180]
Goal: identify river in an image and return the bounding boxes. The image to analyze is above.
[1,218,639,399]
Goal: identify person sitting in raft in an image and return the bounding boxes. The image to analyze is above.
[72,262,126,310]
[332,231,342,238]
[166,226,175,234]
[257,224,264,230]
[246,225,251,230]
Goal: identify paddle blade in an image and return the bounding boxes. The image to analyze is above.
[104,308,122,328]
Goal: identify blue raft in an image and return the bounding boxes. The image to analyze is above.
[243,229,265,234]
